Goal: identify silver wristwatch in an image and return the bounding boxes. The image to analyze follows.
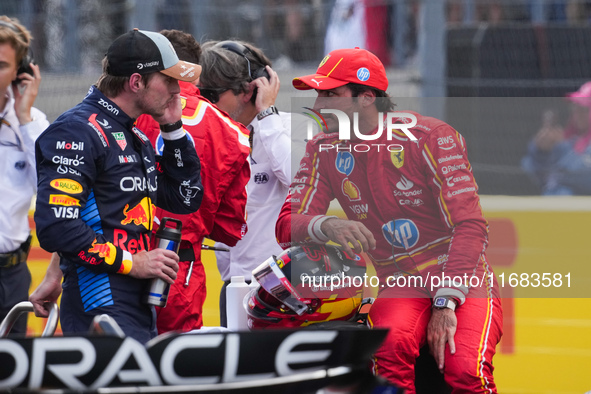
[256,105,279,120]
[432,297,457,311]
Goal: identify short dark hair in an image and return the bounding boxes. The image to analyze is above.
[199,40,271,94]
[347,83,396,112]
[96,57,155,97]
[159,29,201,64]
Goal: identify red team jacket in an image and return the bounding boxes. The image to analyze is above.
[276,111,499,303]
[136,82,251,332]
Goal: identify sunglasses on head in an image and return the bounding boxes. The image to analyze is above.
[198,87,230,104]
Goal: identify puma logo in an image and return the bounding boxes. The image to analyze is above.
[311,79,323,87]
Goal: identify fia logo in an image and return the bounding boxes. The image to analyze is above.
[254,172,269,184]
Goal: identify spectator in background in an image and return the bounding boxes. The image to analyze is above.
[325,0,366,56]
[325,0,391,66]
[364,0,391,66]
[476,0,505,24]
[198,40,292,327]
[135,30,251,334]
[522,81,591,195]
[0,15,49,334]
[449,0,578,24]
[565,0,591,23]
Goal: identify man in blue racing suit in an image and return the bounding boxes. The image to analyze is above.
[32,29,203,343]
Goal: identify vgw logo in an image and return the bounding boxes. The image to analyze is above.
[303,108,418,141]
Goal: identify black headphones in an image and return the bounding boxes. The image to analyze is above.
[215,41,270,81]
[215,41,270,104]
[0,20,34,83]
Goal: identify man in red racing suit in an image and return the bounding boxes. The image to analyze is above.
[136,30,250,333]
[275,48,503,393]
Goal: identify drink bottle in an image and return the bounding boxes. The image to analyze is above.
[145,218,182,307]
[226,275,250,330]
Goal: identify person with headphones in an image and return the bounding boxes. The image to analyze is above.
[0,16,49,334]
[197,40,293,327]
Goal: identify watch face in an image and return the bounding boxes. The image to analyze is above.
[435,298,447,307]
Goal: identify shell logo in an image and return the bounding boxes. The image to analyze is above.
[342,179,361,202]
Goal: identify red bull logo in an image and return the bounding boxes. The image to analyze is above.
[87,239,116,266]
[121,197,155,230]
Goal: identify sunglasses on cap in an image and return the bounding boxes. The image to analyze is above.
[198,87,230,104]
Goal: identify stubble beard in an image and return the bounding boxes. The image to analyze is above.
[138,91,169,119]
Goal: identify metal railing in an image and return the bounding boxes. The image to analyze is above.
[0,301,59,337]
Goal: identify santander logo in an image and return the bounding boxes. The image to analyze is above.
[396,175,414,191]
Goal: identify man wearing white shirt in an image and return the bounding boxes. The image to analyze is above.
[0,16,49,333]
[198,40,293,327]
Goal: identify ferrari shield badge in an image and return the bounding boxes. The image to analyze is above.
[390,150,404,168]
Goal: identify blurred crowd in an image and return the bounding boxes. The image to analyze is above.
[5,0,591,73]
[447,0,591,24]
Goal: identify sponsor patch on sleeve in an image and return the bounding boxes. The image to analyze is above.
[50,178,83,194]
[49,194,81,206]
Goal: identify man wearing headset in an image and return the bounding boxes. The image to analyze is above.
[0,16,49,333]
[197,40,292,327]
